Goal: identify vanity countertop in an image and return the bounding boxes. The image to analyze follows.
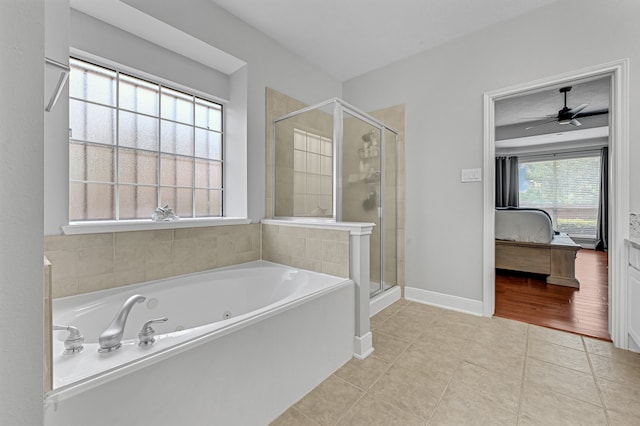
[625,238,640,250]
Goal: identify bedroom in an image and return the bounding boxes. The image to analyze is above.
[493,77,611,340]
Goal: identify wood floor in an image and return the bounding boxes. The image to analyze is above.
[495,249,610,341]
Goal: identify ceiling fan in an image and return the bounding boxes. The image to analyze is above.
[525,86,608,130]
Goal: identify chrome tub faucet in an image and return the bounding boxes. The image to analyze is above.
[53,324,84,355]
[98,294,146,353]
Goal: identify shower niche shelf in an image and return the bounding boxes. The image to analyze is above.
[358,147,380,159]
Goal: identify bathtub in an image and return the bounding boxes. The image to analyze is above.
[45,261,355,426]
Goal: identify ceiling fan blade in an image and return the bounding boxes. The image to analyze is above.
[520,115,556,120]
[574,108,609,118]
[570,118,582,127]
[569,103,588,116]
[525,119,557,130]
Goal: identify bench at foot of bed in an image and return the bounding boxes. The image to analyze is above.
[496,233,581,288]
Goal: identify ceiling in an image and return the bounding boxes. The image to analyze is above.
[495,77,611,128]
[209,0,560,81]
[494,76,611,149]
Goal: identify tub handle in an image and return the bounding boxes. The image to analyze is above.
[138,317,168,346]
[53,324,84,355]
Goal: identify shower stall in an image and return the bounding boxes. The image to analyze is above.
[272,98,398,297]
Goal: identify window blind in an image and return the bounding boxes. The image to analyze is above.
[518,155,601,238]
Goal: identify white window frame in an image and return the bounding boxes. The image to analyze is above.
[64,56,247,233]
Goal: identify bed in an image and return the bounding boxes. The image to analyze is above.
[495,208,581,288]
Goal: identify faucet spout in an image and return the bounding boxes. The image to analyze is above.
[98,294,145,352]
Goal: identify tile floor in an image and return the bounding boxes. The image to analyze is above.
[271,299,640,425]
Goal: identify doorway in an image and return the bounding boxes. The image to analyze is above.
[482,60,631,349]
[492,77,610,340]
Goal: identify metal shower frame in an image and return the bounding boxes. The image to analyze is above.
[272,97,399,296]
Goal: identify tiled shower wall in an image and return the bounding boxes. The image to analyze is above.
[265,87,308,218]
[44,224,261,298]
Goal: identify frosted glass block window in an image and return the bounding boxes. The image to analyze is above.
[69,57,224,221]
[292,129,332,216]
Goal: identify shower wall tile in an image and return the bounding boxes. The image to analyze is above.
[45,224,260,298]
[262,223,350,278]
[265,88,308,218]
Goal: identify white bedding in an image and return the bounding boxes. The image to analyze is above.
[495,209,554,243]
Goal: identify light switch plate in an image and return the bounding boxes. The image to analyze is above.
[461,168,482,182]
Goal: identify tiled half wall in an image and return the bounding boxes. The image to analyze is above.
[44,224,261,298]
[262,223,350,278]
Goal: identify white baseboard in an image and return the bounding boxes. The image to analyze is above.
[405,286,483,317]
[369,286,401,317]
[629,333,640,353]
[353,332,374,359]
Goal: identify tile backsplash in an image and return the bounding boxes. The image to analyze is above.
[44,224,261,298]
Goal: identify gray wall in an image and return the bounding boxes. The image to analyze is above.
[123,0,342,221]
[43,0,342,232]
[343,0,640,301]
[44,8,235,234]
[0,0,45,424]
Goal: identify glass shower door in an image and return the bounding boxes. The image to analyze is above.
[340,110,383,296]
[382,127,397,293]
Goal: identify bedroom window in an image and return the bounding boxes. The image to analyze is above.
[518,154,601,238]
[69,57,223,221]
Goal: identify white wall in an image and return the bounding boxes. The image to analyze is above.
[343,0,640,302]
[122,0,343,221]
[69,10,230,99]
[0,0,45,424]
[44,0,69,236]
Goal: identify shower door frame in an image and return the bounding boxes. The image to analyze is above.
[272,98,399,297]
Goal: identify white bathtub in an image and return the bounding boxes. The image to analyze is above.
[45,261,355,426]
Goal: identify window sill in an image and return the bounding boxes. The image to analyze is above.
[61,217,252,235]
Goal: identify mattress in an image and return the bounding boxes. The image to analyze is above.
[495,208,553,243]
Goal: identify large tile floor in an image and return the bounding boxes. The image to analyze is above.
[272,300,640,425]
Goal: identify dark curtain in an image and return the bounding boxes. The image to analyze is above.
[596,147,609,251]
[495,156,519,208]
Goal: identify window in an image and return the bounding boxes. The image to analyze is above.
[69,57,223,221]
[518,154,601,238]
[293,128,333,217]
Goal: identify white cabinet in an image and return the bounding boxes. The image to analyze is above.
[628,243,640,352]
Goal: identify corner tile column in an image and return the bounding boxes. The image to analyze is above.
[261,219,375,359]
